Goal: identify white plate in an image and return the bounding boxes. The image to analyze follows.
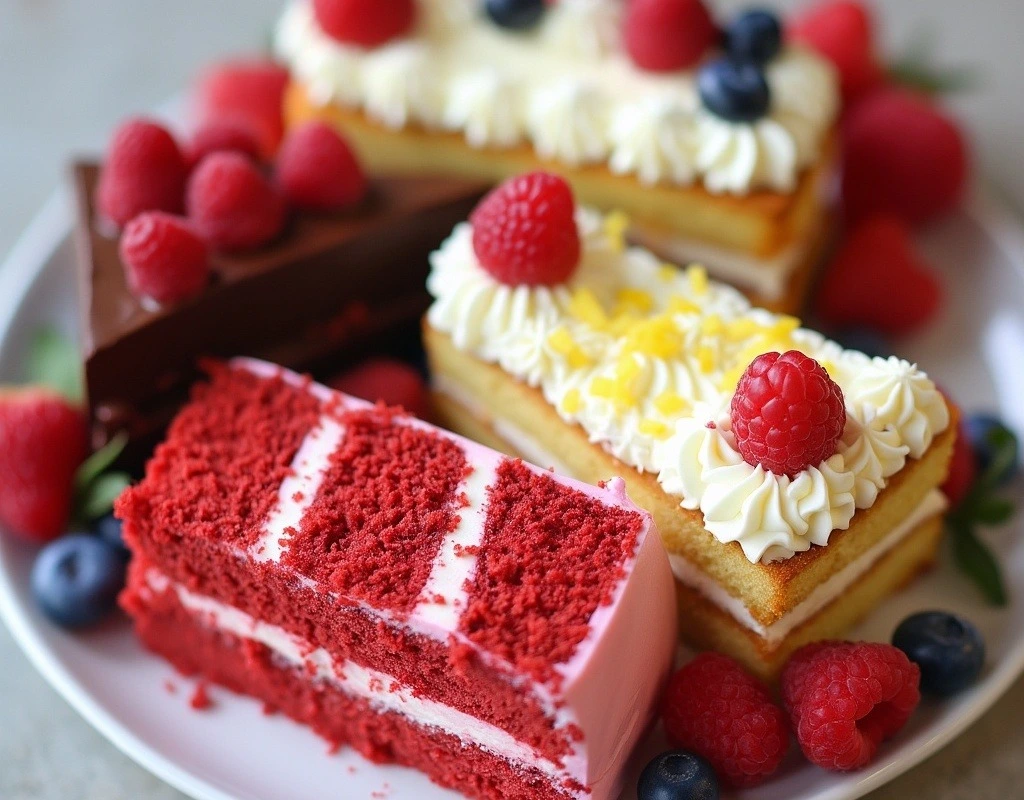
[1,185,1023,800]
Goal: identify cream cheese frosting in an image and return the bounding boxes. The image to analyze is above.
[275,0,839,194]
[426,208,950,563]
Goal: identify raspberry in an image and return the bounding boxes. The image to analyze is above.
[787,1,883,105]
[329,358,428,418]
[119,212,210,305]
[941,418,976,507]
[186,152,286,251]
[186,121,263,168]
[662,653,789,788]
[0,389,88,543]
[470,172,580,286]
[782,641,921,771]
[730,350,846,477]
[194,59,289,158]
[624,0,718,72]
[276,122,367,211]
[96,118,188,227]
[842,87,969,226]
[313,0,416,47]
[816,216,943,337]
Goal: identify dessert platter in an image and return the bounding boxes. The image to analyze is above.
[1,1,1023,800]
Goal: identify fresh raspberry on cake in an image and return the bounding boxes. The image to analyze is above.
[313,0,417,47]
[816,216,943,336]
[186,121,263,168]
[662,653,789,788]
[0,389,88,543]
[194,59,290,158]
[788,0,882,105]
[329,358,428,417]
[96,118,188,227]
[276,122,367,211]
[941,418,976,507]
[731,350,846,477]
[470,172,580,286]
[782,641,921,771]
[186,152,286,251]
[119,212,209,305]
[624,0,718,72]
[842,87,969,225]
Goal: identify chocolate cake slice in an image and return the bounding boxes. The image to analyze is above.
[72,162,487,457]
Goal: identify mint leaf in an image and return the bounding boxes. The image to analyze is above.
[27,327,83,404]
[973,496,1016,526]
[76,472,132,522]
[889,25,980,96]
[950,520,1008,606]
[73,432,128,494]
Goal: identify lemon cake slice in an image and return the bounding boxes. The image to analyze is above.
[274,0,840,313]
[423,172,955,681]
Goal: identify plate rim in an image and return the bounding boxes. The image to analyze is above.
[1,184,1023,800]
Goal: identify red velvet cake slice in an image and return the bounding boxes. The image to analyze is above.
[117,358,676,800]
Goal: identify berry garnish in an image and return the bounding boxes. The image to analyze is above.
[470,171,581,287]
[941,418,977,508]
[965,414,1020,487]
[313,0,416,47]
[662,653,788,788]
[730,350,846,477]
[782,641,920,771]
[96,118,188,228]
[624,0,718,73]
[194,59,290,158]
[186,121,263,168]
[726,9,782,64]
[697,58,771,123]
[186,152,286,251]
[842,87,969,226]
[485,0,546,30]
[815,216,942,336]
[329,358,428,418]
[119,212,209,305]
[893,611,985,697]
[276,122,367,211]
[637,750,719,800]
[31,533,126,628]
[787,0,882,105]
[0,389,87,543]
[93,513,130,558]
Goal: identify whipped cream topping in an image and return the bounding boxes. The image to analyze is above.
[426,209,950,563]
[275,0,839,194]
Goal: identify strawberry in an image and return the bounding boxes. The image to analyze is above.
[329,358,428,418]
[942,418,977,507]
[842,87,969,225]
[193,59,290,159]
[624,0,719,72]
[788,0,883,105]
[0,389,88,543]
[816,216,943,337]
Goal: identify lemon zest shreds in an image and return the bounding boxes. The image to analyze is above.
[560,388,582,415]
[603,210,630,253]
[697,345,716,373]
[654,391,689,416]
[639,419,671,439]
[688,265,709,295]
[547,327,591,368]
[568,288,609,329]
[620,316,684,358]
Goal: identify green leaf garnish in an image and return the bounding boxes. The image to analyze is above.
[75,472,132,523]
[888,25,981,96]
[950,518,1008,606]
[972,496,1016,527]
[27,327,83,404]
[73,432,128,494]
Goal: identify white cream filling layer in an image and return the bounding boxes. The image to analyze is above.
[145,570,584,795]
[668,489,948,644]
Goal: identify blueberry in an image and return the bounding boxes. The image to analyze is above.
[893,611,985,697]
[31,534,127,629]
[637,750,719,800]
[698,58,771,123]
[965,414,1020,486]
[92,513,130,558]
[484,0,545,31]
[726,9,782,64]
[835,327,891,359]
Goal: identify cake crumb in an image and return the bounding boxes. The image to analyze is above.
[163,680,177,695]
[371,783,392,799]
[189,681,214,710]
[346,765,358,775]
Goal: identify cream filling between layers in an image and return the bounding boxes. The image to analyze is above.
[143,570,584,796]
[668,489,948,645]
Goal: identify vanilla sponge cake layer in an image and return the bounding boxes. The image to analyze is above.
[425,324,956,627]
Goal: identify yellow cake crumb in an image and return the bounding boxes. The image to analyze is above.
[560,388,582,415]
[547,327,591,368]
[688,265,709,296]
[654,391,690,416]
[639,419,671,439]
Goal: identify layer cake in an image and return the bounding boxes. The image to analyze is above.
[423,200,956,681]
[274,0,840,312]
[116,358,676,800]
